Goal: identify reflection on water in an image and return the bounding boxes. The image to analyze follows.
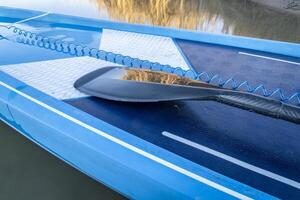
[92,0,300,43]
[94,0,232,33]
[1,0,299,42]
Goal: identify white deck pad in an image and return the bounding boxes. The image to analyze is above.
[1,57,115,99]
[1,54,190,101]
[1,28,192,100]
[100,29,190,70]
[1,30,192,101]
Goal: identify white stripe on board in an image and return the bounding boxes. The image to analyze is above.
[0,81,252,200]
[0,12,51,39]
[12,12,51,25]
[162,131,300,190]
[238,52,300,66]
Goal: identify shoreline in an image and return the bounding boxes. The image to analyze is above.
[250,0,300,15]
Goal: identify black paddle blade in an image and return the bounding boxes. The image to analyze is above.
[74,66,214,102]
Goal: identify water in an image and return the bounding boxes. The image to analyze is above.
[0,122,125,200]
[1,0,300,43]
[0,0,299,199]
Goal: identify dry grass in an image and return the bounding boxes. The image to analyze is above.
[92,0,223,30]
[91,0,300,43]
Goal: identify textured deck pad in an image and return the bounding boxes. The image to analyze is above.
[1,29,193,100]
[1,57,115,99]
[100,29,190,70]
[0,53,190,100]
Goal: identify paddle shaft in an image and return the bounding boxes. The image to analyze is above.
[204,89,300,124]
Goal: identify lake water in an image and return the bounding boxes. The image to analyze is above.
[0,122,125,200]
[0,0,299,199]
[1,0,300,43]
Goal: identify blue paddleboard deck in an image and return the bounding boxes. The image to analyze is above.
[1,6,300,200]
[66,95,300,199]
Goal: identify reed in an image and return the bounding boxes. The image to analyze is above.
[91,0,300,42]
[92,0,223,31]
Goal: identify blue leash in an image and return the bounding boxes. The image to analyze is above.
[0,19,299,106]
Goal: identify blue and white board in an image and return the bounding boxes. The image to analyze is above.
[1,6,300,200]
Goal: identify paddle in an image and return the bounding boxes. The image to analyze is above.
[74,66,300,124]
